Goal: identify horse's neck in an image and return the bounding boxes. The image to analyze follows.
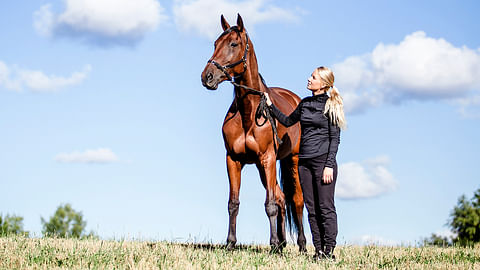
[234,48,264,96]
[234,68,265,129]
[233,47,267,128]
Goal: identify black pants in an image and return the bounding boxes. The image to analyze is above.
[298,153,338,251]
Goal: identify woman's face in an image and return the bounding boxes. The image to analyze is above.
[307,70,325,91]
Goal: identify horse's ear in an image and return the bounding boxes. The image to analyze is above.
[236,13,244,32]
[221,14,230,31]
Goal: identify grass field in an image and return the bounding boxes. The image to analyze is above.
[1,236,479,269]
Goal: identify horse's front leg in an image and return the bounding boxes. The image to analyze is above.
[226,154,242,249]
[257,152,282,251]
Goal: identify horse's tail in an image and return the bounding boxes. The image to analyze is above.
[280,156,301,236]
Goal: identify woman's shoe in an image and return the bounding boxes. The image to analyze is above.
[313,249,326,261]
[323,246,336,261]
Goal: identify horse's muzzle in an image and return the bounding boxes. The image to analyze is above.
[201,63,223,90]
[201,71,218,90]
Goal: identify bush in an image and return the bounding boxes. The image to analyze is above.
[449,189,480,246]
[0,213,29,236]
[422,233,453,247]
[41,203,95,238]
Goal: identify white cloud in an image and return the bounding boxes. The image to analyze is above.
[55,148,119,164]
[173,0,299,39]
[455,95,480,118]
[337,155,398,199]
[20,65,91,91]
[34,0,167,46]
[332,31,480,114]
[0,61,22,91]
[33,4,55,37]
[0,60,90,92]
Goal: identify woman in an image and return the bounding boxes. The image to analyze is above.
[265,66,346,260]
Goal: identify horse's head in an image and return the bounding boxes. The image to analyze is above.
[201,14,249,90]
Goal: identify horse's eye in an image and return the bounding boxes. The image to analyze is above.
[230,42,238,47]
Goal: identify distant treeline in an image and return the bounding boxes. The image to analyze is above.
[2,188,480,246]
[1,203,95,238]
[423,187,480,246]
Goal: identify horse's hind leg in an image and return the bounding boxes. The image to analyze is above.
[291,154,307,253]
[256,153,281,251]
[226,154,242,249]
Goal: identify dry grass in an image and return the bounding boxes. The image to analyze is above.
[1,236,479,269]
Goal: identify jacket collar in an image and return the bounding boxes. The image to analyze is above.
[312,92,329,102]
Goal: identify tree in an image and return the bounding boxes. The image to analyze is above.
[0,213,29,236]
[41,203,94,238]
[422,233,453,247]
[448,188,480,246]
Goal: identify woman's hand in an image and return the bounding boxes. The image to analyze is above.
[264,93,273,106]
[323,167,334,184]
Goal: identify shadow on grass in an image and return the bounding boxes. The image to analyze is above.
[147,242,271,254]
[180,243,268,253]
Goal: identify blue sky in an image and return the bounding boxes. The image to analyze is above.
[1,0,479,246]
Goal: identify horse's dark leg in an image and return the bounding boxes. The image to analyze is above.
[294,197,307,253]
[226,154,242,249]
[275,184,287,251]
[291,154,307,253]
[257,153,280,251]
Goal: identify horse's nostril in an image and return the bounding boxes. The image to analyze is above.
[207,73,213,81]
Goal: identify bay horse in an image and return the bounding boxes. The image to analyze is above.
[201,14,306,252]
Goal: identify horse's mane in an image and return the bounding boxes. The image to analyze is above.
[259,73,267,88]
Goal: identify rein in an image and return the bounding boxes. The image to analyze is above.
[208,28,283,153]
[236,84,283,154]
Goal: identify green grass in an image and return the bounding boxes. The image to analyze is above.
[1,236,479,269]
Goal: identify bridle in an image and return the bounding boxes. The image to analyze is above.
[207,27,283,152]
[207,27,250,82]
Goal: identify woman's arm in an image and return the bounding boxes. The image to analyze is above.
[265,93,301,127]
[326,115,341,168]
[270,104,301,127]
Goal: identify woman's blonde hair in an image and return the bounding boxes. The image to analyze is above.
[315,66,347,130]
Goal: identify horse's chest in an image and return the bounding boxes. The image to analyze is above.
[223,117,262,155]
[224,131,261,155]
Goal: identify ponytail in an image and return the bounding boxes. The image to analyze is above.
[315,66,347,130]
[325,85,347,130]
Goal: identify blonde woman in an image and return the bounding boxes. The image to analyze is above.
[265,66,346,260]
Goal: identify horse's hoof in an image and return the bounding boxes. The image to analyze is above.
[226,241,236,251]
[299,245,307,254]
[270,243,283,254]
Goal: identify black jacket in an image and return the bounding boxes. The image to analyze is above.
[269,93,340,168]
